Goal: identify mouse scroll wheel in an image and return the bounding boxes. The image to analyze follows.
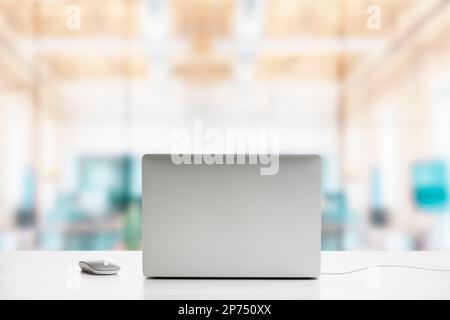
[102,260,109,266]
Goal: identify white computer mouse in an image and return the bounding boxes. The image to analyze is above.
[79,259,120,275]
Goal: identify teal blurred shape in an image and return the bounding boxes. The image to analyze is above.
[370,167,388,226]
[40,155,142,250]
[412,160,448,212]
[77,155,134,211]
[17,167,36,227]
[321,192,347,250]
[122,200,141,250]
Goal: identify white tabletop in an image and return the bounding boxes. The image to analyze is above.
[0,251,449,300]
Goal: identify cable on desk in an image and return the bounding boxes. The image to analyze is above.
[321,264,450,276]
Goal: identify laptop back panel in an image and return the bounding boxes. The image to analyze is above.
[142,154,321,278]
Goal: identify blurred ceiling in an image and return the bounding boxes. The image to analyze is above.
[0,0,448,85]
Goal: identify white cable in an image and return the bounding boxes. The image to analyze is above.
[321,264,450,276]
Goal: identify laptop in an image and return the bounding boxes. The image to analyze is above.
[142,154,321,278]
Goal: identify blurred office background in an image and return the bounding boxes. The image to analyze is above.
[0,0,449,250]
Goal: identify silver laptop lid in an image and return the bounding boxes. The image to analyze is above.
[142,154,321,278]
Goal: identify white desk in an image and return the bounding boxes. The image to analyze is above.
[0,251,449,300]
